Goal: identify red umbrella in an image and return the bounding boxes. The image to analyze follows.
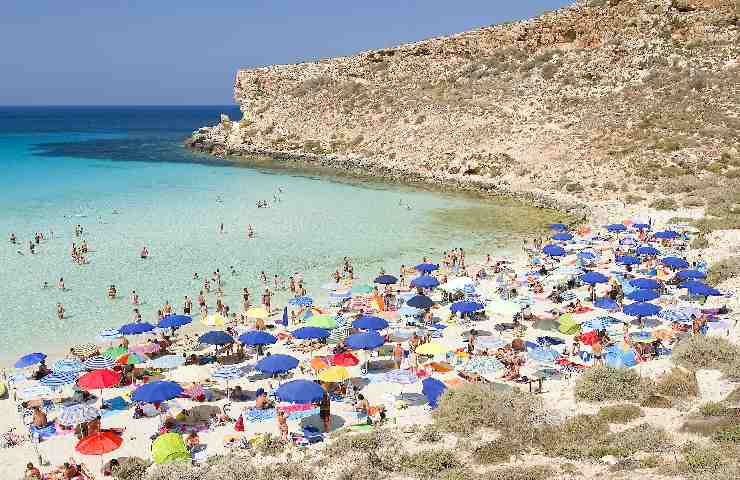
[331,352,359,367]
[75,431,123,455]
[78,369,119,390]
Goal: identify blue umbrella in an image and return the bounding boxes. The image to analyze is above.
[255,354,299,374]
[407,295,433,309]
[238,330,277,346]
[410,275,440,289]
[292,327,330,340]
[374,274,398,285]
[549,223,568,231]
[581,271,609,285]
[683,282,721,297]
[131,381,183,403]
[623,302,661,318]
[84,355,116,370]
[636,245,660,256]
[606,224,627,233]
[52,358,86,374]
[594,297,619,311]
[655,230,680,239]
[352,315,389,331]
[629,278,660,290]
[275,380,324,404]
[552,232,573,241]
[422,378,447,409]
[676,270,706,280]
[415,263,440,273]
[450,301,485,314]
[616,255,641,266]
[633,223,651,230]
[15,352,47,369]
[158,315,192,329]
[40,371,78,388]
[543,244,566,257]
[662,256,689,270]
[279,307,288,326]
[198,331,234,346]
[288,296,313,306]
[119,322,155,335]
[625,289,660,302]
[346,332,385,350]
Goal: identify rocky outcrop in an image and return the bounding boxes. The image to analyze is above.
[189,0,739,211]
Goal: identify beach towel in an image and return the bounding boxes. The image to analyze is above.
[29,423,56,440]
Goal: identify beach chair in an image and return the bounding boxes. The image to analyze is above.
[301,425,324,443]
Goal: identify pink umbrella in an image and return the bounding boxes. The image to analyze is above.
[130,343,161,355]
[184,384,205,400]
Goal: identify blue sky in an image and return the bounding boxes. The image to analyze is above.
[1,1,571,105]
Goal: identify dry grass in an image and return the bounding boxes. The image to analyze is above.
[598,404,644,423]
[672,336,740,372]
[655,368,699,399]
[574,366,653,402]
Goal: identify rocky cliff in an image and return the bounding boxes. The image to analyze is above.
[188,0,739,212]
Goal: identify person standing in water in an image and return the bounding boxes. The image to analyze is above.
[219,222,224,234]
[56,303,65,320]
[58,277,65,291]
[131,290,140,305]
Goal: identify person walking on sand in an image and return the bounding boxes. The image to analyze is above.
[56,303,65,320]
[319,386,332,433]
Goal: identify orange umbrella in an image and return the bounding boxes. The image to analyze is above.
[310,357,328,371]
[76,431,123,455]
[425,361,453,373]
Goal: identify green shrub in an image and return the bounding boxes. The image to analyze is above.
[574,366,652,402]
[417,424,442,443]
[486,465,554,480]
[649,198,678,210]
[598,404,643,423]
[707,256,740,285]
[713,424,740,444]
[655,368,699,399]
[682,442,724,472]
[700,402,732,417]
[399,449,460,478]
[641,394,672,408]
[324,430,389,456]
[691,234,709,249]
[253,433,287,455]
[565,182,584,193]
[626,194,645,204]
[672,336,740,371]
[536,414,609,459]
[112,457,151,480]
[473,437,525,464]
[725,387,740,403]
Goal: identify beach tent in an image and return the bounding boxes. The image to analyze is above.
[422,378,447,409]
[152,432,190,464]
[558,313,580,335]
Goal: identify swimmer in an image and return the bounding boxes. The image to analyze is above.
[140,246,149,259]
[219,222,224,234]
[193,272,199,280]
[247,225,254,238]
[108,285,117,299]
[9,233,16,244]
[230,266,237,276]
[42,281,49,289]
[58,277,65,291]
[131,290,140,305]
[56,303,65,320]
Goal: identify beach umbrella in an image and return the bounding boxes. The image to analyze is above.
[305,314,337,329]
[246,306,269,319]
[528,347,561,363]
[410,275,440,289]
[549,223,568,230]
[255,354,299,374]
[677,269,706,280]
[292,327,330,340]
[636,245,661,256]
[130,343,161,355]
[212,365,246,383]
[578,250,598,262]
[606,224,627,233]
[97,329,122,342]
[131,381,183,403]
[238,330,278,346]
[150,355,185,369]
[331,352,359,367]
[384,369,418,385]
[633,223,651,230]
[625,289,660,302]
[116,352,147,366]
[552,232,573,241]
[581,271,609,285]
[202,313,226,326]
[406,295,433,309]
[655,230,680,239]
[118,322,155,335]
[662,256,689,270]
[352,315,389,331]
[543,244,566,257]
[288,296,313,306]
[52,358,85,374]
[318,366,350,383]
[276,380,325,404]
[168,365,210,383]
[84,355,116,370]
[346,332,385,350]
[151,433,189,464]
[630,278,660,290]
[16,383,54,401]
[15,352,46,369]
[329,290,352,300]
[102,346,128,359]
[158,315,192,329]
[310,357,329,371]
[374,274,398,285]
[58,404,100,426]
[623,302,661,318]
[76,431,122,456]
[416,342,450,356]
[40,371,78,388]
[422,378,446,409]
[71,344,99,357]
[415,263,440,273]
[198,330,233,346]
[78,369,119,390]
[450,301,485,314]
[616,255,641,266]
[594,297,619,311]
[475,336,506,350]
[682,281,721,297]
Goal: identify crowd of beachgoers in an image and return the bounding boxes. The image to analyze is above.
[1,215,733,480]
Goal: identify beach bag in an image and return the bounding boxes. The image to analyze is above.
[234,414,244,432]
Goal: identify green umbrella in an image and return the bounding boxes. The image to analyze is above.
[151,432,190,464]
[305,314,337,329]
[102,345,128,359]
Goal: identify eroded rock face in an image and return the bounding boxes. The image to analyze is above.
[188,0,739,206]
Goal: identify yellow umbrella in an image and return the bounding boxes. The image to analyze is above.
[246,307,269,319]
[318,366,350,383]
[168,365,210,383]
[201,313,225,326]
[416,342,450,356]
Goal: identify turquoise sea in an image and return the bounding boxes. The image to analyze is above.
[0,107,560,363]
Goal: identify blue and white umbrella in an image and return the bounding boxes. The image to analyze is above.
[150,355,186,369]
[58,404,100,426]
[288,296,313,306]
[659,308,692,324]
[98,329,122,342]
[52,358,86,374]
[40,371,78,388]
[212,365,247,382]
[84,355,116,370]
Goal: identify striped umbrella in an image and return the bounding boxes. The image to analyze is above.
[98,329,122,342]
[84,355,116,370]
[52,358,86,374]
[40,371,78,388]
[102,346,128,359]
[71,343,99,357]
[58,404,100,426]
[150,355,185,369]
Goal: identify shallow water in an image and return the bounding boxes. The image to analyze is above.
[0,107,565,363]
